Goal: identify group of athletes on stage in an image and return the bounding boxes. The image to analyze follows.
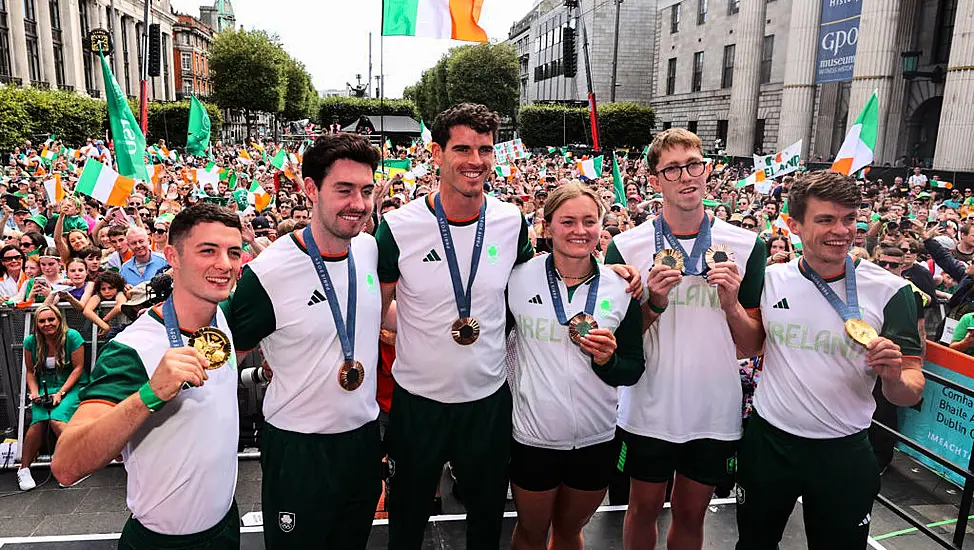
[47,103,925,550]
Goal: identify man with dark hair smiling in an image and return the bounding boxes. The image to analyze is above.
[736,171,925,549]
[52,202,244,549]
[229,133,385,549]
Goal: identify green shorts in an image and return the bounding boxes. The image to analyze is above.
[118,500,239,550]
[30,385,81,425]
[616,428,737,487]
[260,420,383,550]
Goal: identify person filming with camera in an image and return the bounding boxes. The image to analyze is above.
[17,304,86,491]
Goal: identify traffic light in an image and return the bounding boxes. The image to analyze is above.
[147,24,161,77]
[563,26,577,78]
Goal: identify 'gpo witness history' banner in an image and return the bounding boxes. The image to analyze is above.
[816,0,863,83]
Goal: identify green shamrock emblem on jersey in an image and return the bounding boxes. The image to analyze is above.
[486,243,499,265]
[599,298,613,318]
[366,272,378,294]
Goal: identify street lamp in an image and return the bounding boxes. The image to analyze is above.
[901,51,945,82]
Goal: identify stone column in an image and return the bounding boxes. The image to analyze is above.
[933,0,974,171]
[726,0,767,155]
[126,16,140,97]
[92,0,106,97]
[61,0,85,91]
[34,0,57,86]
[846,0,902,164]
[7,0,29,85]
[881,0,919,164]
[777,0,821,155]
[110,8,123,89]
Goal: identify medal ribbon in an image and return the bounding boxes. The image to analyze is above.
[653,213,711,275]
[433,193,487,320]
[302,226,357,363]
[800,255,860,322]
[161,295,217,350]
[544,254,600,326]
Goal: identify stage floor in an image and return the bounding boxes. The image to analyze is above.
[0,451,968,549]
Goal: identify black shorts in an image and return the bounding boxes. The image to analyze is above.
[616,428,736,487]
[510,437,620,492]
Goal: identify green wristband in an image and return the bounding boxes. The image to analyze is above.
[138,382,166,412]
[648,301,667,314]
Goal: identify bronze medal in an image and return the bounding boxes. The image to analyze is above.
[451,317,480,345]
[338,360,365,391]
[189,327,231,370]
[654,249,685,272]
[568,313,599,345]
[705,245,735,270]
[844,318,878,347]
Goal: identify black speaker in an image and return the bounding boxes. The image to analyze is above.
[147,24,161,77]
[563,27,577,78]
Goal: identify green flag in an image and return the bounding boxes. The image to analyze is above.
[384,158,411,171]
[612,156,626,205]
[99,49,148,182]
[186,96,211,156]
[270,148,288,170]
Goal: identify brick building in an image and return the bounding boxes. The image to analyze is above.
[172,13,212,100]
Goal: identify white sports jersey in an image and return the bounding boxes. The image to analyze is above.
[81,306,238,535]
[508,256,643,450]
[376,194,533,403]
[229,232,381,434]
[607,216,766,443]
[755,257,922,438]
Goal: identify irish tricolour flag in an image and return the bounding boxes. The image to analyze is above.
[832,90,878,176]
[576,156,603,179]
[76,159,135,207]
[382,0,488,42]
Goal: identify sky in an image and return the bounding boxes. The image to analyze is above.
[168,0,537,99]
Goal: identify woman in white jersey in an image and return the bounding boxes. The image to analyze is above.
[507,182,645,550]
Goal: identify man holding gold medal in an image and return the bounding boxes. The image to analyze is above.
[375,104,534,549]
[52,203,244,549]
[735,171,925,549]
[228,134,384,549]
[604,128,767,550]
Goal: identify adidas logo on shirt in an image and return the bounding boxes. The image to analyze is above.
[857,513,871,527]
[772,298,790,309]
[423,249,442,263]
[307,289,327,306]
[528,294,543,305]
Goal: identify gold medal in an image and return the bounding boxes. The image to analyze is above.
[568,313,599,345]
[338,360,365,391]
[844,318,878,347]
[705,245,735,270]
[451,317,480,345]
[654,249,684,272]
[189,327,231,370]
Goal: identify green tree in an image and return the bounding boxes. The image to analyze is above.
[282,57,315,121]
[317,97,417,128]
[210,29,288,138]
[446,43,519,119]
[598,102,655,149]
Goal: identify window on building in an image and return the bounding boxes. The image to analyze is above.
[722,44,735,88]
[181,52,191,73]
[935,0,958,63]
[25,35,40,82]
[182,78,193,95]
[760,35,774,84]
[78,0,94,92]
[754,119,766,154]
[671,3,680,33]
[0,3,11,79]
[666,57,677,95]
[48,0,59,28]
[23,0,36,21]
[728,0,739,15]
[687,120,698,133]
[716,119,728,147]
[120,18,130,92]
[692,51,703,92]
[662,121,672,130]
[697,0,707,24]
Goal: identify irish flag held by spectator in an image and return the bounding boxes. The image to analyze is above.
[576,156,603,179]
[382,0,488,42]
[76,159,135,207]
[832,90,878,176]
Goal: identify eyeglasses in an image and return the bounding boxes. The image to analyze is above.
[741,223,757,229]
[20,241,33,248]
[153,227,167,234]
[655,159,711,182]
[1,255,22,262]
[877,260,901,269]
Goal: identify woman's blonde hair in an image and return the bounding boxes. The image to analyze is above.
[542,182,606,227]
[31,305,69,374]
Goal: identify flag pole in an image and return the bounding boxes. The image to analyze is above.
[379,29,385,175]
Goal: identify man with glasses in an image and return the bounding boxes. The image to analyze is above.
[605,128,766,550]
[741,215,759,232]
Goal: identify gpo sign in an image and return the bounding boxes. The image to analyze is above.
[821,26,859,56]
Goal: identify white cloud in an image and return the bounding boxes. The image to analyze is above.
[169,0,534,98]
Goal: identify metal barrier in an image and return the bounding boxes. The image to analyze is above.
[0,303,267,465]
[872,341,974,550]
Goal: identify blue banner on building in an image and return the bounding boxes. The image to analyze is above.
[898,360,974,488]
[815,0,863,83]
